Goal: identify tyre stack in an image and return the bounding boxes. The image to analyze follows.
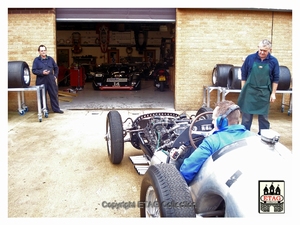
[212,64,292,90]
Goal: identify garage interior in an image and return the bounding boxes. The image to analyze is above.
[55,8,176,110]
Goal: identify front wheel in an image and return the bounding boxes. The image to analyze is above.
[140,164,196,217]
[106,111,124,164]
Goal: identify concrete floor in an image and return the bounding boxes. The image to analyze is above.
[7,79,293,219]
[58,79,175,111]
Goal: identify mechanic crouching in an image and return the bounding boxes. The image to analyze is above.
[179,100,255,185]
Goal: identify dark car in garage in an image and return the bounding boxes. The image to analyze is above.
[92,63,110,90]
[92,63,141,90]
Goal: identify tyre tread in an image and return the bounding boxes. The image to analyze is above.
[141,164,196,217]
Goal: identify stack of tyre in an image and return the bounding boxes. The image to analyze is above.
[8,61,31,88]
[212,64,292,90]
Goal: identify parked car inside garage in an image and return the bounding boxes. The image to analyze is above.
[92,63,141,91]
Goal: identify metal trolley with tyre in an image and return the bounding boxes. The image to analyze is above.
[8,61,49,122]
[209,64,292,115]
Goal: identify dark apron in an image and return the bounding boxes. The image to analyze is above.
[238,62,271,115]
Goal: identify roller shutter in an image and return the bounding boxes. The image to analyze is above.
[56,8,176,22]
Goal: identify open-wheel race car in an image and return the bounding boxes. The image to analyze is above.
[104,108,292,218]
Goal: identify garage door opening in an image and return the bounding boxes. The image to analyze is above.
[56,8,176,110]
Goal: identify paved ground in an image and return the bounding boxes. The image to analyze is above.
[7,110,147,218]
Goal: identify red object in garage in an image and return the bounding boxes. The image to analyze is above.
[70,67,85,88]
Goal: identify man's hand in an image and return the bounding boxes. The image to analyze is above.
[270,93,276,102]
[43,70,50,75]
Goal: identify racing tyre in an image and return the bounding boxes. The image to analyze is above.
[196,106,213,119]
[277,66,291,90]
[140,164,196,217]
[8,61,31,88]
[106,111,124,164]
[227,66,241,89]
[212,64,233,87]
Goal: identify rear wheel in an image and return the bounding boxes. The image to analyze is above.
[106,111,124,164]
[140,164,196,217]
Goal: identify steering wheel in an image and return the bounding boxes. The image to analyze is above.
[189,111,213,149]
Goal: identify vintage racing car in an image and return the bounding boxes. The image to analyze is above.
[104,108,292,218]
[93,63,141,91]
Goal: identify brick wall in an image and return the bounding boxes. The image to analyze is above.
[175,9,292,111]
[8,8,56,111]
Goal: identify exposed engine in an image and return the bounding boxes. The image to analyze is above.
[144,115,190,152]
[128,112,193,158]
[121,111,213,175]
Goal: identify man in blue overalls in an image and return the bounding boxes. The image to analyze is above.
[237,39,279,135]
[32,45,64,113]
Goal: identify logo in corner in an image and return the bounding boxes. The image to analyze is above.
[259,180,285,214]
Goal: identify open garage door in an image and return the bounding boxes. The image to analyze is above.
[56,8,176,22]
[56,8,176,110]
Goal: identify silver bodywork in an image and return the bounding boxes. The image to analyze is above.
[151,130,292,217]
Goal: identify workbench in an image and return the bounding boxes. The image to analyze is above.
[8,84,49,122]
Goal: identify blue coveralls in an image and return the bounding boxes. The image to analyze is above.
[32,55,60,112]
[179,124,255,185]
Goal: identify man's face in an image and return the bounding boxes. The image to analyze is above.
[39,47,47,58]
[258,45,270,60]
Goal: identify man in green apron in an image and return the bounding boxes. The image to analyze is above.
[237,39,279,135]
